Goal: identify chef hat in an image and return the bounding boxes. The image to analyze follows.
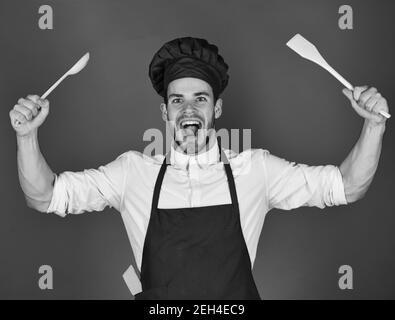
[149,37,229,101]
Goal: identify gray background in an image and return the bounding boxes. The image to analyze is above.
[1,0,394,299]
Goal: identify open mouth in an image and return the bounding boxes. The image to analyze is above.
[178,119,203,134]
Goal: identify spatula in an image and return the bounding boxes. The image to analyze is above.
[286,34,390,119]
[15,52,90,126]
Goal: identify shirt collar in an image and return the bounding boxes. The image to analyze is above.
[170,138,220,169]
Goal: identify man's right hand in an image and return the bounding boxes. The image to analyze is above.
[9,95,50,137]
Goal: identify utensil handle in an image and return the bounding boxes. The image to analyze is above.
[378,110,391,119]
[41,72,68,100]
[323,64,391,119]
[324,64,353,90]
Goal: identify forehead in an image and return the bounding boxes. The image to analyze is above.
[167,77,213,95]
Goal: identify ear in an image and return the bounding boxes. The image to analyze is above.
[214,98,223,119]
[160,103,168,122]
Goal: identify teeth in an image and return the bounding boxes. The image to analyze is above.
[181,120,201,127]
[183,121,198,125]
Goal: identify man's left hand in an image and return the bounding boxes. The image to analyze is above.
[342,85,389,126]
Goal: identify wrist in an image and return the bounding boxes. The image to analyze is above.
[16,129,39,148]
[364,119,386,130]
[16,129,38,140]
[363,119,386,135]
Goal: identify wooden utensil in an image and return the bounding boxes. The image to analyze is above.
[14,52,90,126]
[286,34,390,119]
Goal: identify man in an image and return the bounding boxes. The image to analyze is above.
[9,37,388,299]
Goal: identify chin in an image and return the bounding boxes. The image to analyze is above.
[176,138,206,155]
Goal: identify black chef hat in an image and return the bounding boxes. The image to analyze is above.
[149,37,229,101]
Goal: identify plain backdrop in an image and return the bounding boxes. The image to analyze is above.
[1,0,394,299]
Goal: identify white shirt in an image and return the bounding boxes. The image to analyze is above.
[47,140,347,271]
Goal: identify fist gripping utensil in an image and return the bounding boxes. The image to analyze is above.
[14,52,90,126]
[286,34,391,119]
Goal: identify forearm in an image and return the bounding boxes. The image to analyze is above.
[17,130,55,211]
[339,120,386,203]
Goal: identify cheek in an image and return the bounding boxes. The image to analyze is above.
[203,106,215,121]
[165,107,178,120]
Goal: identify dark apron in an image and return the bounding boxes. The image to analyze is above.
[135,140,261,300]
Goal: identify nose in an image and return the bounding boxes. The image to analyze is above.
[183,102,195,114]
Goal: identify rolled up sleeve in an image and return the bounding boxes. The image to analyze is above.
[47,152,129,217]
[263,151,347,211]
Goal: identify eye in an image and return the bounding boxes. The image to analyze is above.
[196,96,207,102]
[171,98,182,104]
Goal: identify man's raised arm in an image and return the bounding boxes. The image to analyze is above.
[340,86,389,203]
[9,94,54,212]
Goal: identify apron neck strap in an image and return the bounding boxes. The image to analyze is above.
[218,139,239,207]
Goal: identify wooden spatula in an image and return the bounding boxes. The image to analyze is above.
[286,34,391,119]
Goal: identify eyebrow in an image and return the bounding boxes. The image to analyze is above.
[194,91,210,97]
[168,91,211,99]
